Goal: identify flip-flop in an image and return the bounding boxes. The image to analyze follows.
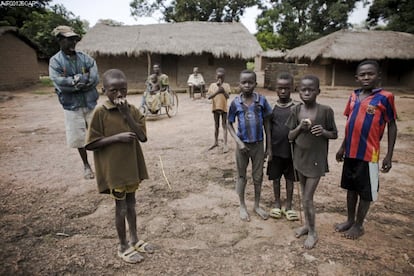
[282,208,299,221]
[269,208,282,219]
[118,247,144,264]
[132,240,154,254]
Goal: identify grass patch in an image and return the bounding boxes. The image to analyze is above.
[39,76,54,87]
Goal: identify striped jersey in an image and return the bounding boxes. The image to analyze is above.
[228,92,272,143]
[344,88,397,162]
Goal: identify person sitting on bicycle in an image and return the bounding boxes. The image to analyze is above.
[142,74,161,114]
[152,64,170,107]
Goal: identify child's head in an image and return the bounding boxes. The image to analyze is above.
[355,60,380,91]
[193,67,199,74]
[149,74,158,83]
[102,69,128,104]
[216,67,225,80]
[153,64,161,74]
[276,72,294,101]
[299,75,320,105]
[239,69,257,95]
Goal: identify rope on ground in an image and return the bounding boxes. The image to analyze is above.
[159,155,172,190]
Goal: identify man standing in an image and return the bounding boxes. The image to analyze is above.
[49,25,99,179]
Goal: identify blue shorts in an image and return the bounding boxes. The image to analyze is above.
[340,158,379,201]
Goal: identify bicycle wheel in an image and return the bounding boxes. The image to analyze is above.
[166,90,178,117]
[138,104,148,117]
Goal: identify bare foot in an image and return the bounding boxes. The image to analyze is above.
[343,225,365,240]
[84,166,95,180]
[295,226,308,238]
[208,144,218,151]
[335,221,354,232]
[254,207,269,220]
[240,207,250,221]
[304,233,318,249]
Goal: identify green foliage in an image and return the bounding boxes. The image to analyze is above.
[256,0,360,50]
[246,61,255,70]
[0,2,86,58]
[130,0,260,22]
[367,0,414,33]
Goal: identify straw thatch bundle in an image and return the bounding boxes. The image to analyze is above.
[285,29,414,61]
[77,21,262,59]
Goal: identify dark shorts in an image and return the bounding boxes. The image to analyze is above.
[267,156,295,181]
[340,158,379,201]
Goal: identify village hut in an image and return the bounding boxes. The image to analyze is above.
[0,27,39,90]
[285,29,414,88]
[77,22,262,90]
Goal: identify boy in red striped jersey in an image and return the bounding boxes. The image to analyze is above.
[335,60,397,240]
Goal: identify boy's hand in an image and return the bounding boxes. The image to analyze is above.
[381,156,392,173]
[238,142,249,153]
[336,147,345,162]
[115,132,137,143]
[310,124,324,136]
[299,118,312,131]
[114,98,128,114]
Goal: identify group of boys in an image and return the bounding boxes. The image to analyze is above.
[49,25,397,263]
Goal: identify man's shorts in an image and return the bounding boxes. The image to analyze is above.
[63,108,93,148]
[267,156,295,181]
[340,158,379,201]
[110,183,140,200]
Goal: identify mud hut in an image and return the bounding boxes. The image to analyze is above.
[77,22,262,90]
[0,27,39,90]
[285,29,414,88]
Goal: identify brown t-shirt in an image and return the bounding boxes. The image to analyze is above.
[207,82,231,112]
[85,100,149,194]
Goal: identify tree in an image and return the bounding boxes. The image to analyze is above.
[0,3,85,58]
[130,0,259,22]
[256,0,361,50]
[367,0,414,33]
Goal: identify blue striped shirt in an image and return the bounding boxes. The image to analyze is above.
[228,92,272,143]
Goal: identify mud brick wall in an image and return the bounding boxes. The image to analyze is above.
[0,33,39,90]
[264,62,308,91]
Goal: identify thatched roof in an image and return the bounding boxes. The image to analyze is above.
[285,29,414,61]
[259,49,287,58]
[77,22,262,59]
[0,26,39,51]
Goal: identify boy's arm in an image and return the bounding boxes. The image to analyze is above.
[381,119,397,172]
[336,138,346,162]
[85,132,138,151]
[264,116,272,161]
[227,121,248,153]
[117,102,147,142]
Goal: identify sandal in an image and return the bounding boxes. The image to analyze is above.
[269,208,282,219]
[282,208,299,221]
[118,247,144,264]
[132,240,154,254]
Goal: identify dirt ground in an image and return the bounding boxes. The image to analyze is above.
[0,84,413,275]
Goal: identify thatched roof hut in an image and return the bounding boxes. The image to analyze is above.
[284,29,414,88]
[285,29,414,61]
[78,22,261,59]
[77,22,262,89]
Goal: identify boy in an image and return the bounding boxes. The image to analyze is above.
[85,69,154,264]
[335,60,397,240]
[207,68,231,153]
[286,75,337,249]
[267,72,299,221]
[49,25,99,180]
[228,70,272,221]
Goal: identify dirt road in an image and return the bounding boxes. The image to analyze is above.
[0,85,413,275]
